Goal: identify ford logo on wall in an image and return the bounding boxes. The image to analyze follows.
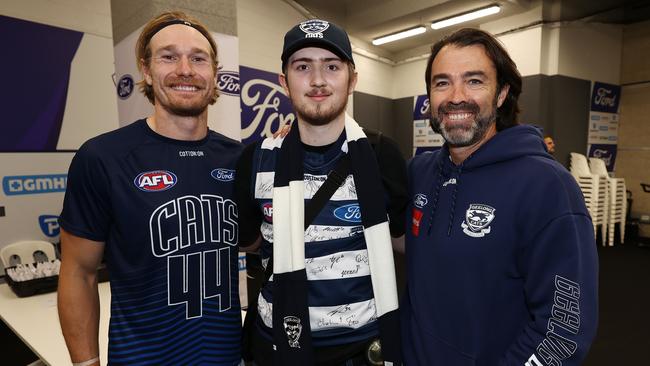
[117,74,134,99]
[218,71,240,96]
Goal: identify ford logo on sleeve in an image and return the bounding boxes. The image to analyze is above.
[211,169,235,182]
[333,203,362,223]
[134,170,177,192]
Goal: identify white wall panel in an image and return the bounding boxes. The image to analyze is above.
[58,33,119,149]
[237,0,303,73]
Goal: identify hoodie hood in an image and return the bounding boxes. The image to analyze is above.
[423,124,554,237]
[437,124,552,171]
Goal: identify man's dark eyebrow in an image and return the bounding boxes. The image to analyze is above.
[432,73,450,81]
[290,57,343,64]
[431,71,487,82]
[463,71,487,78]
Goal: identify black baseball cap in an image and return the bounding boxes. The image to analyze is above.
[281,19,355,70]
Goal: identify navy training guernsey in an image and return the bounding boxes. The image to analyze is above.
[60,119,243,365]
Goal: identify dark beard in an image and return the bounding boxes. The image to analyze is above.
[430,97,497,147]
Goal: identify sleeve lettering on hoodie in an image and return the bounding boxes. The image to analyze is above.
[529,275,581,366]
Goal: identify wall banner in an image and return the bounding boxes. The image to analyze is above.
[413,95,443,155]
[239,66,295,145]
[587,81,620,172]
[1,15,82,151]
[0,153,74,272]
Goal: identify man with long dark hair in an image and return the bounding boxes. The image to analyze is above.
[402,28,598,365]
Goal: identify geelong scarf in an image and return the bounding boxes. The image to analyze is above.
[271,114,402,365]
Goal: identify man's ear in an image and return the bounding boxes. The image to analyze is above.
[496,84,510,107]
[279,73,290,97]
[141,58,153,85]
[348,71,358,95]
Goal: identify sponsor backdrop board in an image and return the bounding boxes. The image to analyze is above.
[239,66,295,145]
[113,27,241,141]
[413,95,444,155]
[0,153,74,272]
[587,81,620,171]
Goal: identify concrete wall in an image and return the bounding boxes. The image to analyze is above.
[111,0,237,44]
[617,20,650,233]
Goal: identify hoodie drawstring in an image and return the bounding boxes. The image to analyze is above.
[426,157,444,236]
[426,154,465,237]
[447,165,462,236]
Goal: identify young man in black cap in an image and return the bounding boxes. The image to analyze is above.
[236,19,407,366]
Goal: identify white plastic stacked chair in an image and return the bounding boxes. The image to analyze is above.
[0,240,57,267]
[569,153,608,242]
[589,158,627,246]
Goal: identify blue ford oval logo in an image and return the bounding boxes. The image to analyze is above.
[333,204,362,223]
[211,168,235,182]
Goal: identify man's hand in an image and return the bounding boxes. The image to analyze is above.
[273,123,292,138]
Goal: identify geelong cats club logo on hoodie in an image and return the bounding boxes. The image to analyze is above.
[462,204,495,237]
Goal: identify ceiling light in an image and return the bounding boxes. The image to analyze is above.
[431,5,501,30]
[372,26,427,46]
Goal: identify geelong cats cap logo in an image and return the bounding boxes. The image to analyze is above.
[299,19,329,37]
[461,204,495,237]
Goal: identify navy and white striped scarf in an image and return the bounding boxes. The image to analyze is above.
[271,115,402,365]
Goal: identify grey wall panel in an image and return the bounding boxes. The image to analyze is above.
[353,91,414,160]
[518,74,590,167]
[520,75,550,133]
[353,91,388,132]
[548,75,591,167]
[393,97,415,159]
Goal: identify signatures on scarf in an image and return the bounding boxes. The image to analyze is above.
[315,301,377,329]
[306,251,370,278]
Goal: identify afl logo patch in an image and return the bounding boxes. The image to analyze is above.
[211,168,235,182]
[299,19,329,38]
[134,170,177,192]
[334,203,362,223]
[414,193,428,209]
[461,204,496,238]
[117,74,134,100]
[262,202,273,222]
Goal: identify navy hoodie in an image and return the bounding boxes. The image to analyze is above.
[402,125,598,366]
